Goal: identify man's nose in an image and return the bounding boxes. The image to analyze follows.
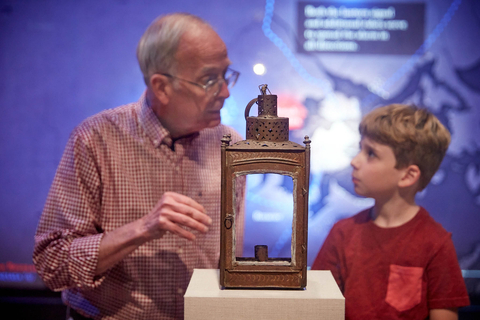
[217,79,230,99]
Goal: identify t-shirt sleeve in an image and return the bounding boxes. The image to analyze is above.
[311,224,344,292]
[426,234,470,309]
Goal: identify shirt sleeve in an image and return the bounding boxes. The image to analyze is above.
[33,126,107,291]
[426,233,470,309]
[311,224,344,292]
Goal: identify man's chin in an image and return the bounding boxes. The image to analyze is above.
[207,118,222,128]
[206,112,222,127]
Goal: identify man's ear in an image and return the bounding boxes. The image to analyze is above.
[398,164,421,188]
[149,74,171,105]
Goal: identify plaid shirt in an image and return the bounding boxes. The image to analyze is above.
[33,93,245,320]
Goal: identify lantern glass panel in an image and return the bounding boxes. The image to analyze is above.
[234,173,294,265]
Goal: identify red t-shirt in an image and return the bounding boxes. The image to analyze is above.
[311,207,470,320]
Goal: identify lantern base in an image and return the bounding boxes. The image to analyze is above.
[221,268,306,289]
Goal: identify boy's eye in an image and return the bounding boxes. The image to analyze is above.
[367,149,376,158]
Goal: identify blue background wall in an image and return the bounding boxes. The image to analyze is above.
[1,0,479,299]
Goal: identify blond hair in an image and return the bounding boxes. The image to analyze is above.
[359,104,451,190]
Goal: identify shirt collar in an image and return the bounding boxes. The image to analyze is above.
[138,91,171,148]
[137,91,200,149]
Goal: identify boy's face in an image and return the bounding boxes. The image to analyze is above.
[350,136,407,200]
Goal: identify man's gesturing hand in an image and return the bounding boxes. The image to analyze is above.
[95,192,210,275]
[142,192,212,241]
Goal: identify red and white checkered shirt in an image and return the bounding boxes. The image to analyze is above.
[33,93,245,320]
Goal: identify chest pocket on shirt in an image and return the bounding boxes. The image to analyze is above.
[385,264,423,312]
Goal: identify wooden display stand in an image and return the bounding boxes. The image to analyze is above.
[184,269,344,320]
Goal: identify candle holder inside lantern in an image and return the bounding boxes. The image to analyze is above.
[220,84,310,289]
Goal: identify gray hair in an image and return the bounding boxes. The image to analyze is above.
[136,13,210,86]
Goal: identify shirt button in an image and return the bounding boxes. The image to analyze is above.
[177,288,184,295]
[177,248,183,254]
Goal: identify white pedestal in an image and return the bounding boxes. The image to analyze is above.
[184,269,344,320]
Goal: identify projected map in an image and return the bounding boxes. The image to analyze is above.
[232,0,480,282]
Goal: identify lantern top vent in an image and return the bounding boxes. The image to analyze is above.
[243,84,291,143]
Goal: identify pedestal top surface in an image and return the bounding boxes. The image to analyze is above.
[184,269,344,300]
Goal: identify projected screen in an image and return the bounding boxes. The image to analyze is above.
[297,1,425,54]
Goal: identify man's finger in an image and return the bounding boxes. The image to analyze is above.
[164,192,206,213]
[168,202,212,226]
[162,219,197,241]
[159,209,209,233]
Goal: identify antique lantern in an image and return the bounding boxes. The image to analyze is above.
[220,85,311,289]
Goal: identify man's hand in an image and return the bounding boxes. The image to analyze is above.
[141,191,212,241]
[95,192,211,275]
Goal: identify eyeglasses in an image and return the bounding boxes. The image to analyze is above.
[159,68,240,97]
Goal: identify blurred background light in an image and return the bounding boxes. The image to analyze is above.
[253,63,266,75]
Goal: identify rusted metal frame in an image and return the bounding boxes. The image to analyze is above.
[221,149,307,288]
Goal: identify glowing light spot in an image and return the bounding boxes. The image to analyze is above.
[253,63,266,75]
[276,94,308,130]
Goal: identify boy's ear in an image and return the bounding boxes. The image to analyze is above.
[149,74,171,105]
[398,164,421,188]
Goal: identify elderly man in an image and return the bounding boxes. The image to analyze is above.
[33,13,244,320]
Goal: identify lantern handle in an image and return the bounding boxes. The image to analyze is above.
[259,84,271,95]
[244,98,258,120]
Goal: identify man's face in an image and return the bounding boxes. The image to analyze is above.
[166,26,231,137]
[350,136,406,200]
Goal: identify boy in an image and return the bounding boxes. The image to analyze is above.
[311,104,470,320]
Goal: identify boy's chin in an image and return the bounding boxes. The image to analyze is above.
[353,187,371,198]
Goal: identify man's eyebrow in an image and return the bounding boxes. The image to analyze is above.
[200,67,218,74]
[200,62,232,75]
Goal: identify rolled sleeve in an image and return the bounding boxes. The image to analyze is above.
[69,233,106,288]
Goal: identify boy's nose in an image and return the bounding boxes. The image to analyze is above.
[351,154,359,169]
